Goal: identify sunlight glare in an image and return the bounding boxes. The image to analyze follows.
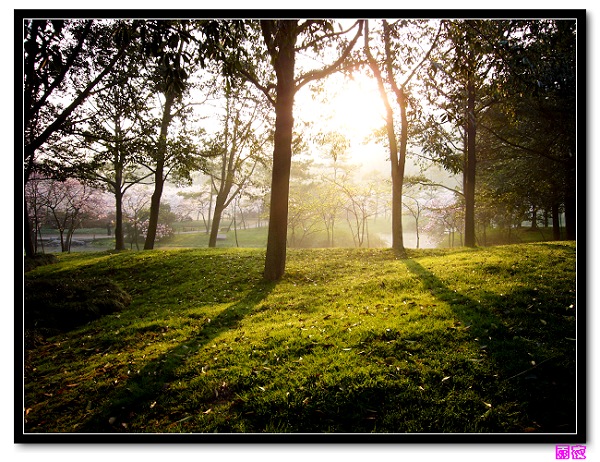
[328,73,386,143]
[298,72,385,147]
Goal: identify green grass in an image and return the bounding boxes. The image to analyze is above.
[159,226,268,249]
[23,242,577,434]
[473,226,567,247]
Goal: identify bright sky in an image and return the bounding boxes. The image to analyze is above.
[295,71,388,171]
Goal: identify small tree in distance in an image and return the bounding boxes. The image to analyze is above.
[29,178,107,252]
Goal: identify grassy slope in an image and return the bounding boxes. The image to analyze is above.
[23,242,577,434]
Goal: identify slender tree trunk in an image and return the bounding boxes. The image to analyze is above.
[415,216,420,249]
[564,194,576,240]
[113,121,126,251]
[144,170,164,250]
[208,197,226,247]
[59,229,66,252]
[464,75,477,248]
[144,92,175,250]
[564,161,576,240]
[552,202,561,240]
[234,210,239,247]
[206,189,214,234]
[263,25,296,281]
[365,20,406,257]
[366,51,403,254]
[114,190,125,250]
[24,197,35,257]
[531,206,538,229]
[391,166,404,254]
[392,85,409,256]
[331,217,335,247]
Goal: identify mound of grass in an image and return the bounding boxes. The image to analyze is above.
[24,274,131,346]
[22,243,577,435]
[24,253,58,272]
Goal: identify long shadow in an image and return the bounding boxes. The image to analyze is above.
[77,280,276,433]
[402,258,576,433]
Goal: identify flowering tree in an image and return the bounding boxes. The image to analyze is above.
[121,187,174,250]
[422,190,465,248]
[26,177,108,252]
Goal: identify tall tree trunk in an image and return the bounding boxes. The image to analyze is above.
[391,85,408,257]
[144,92,175,250]
[531,206,538,229]
[415,216,420,249]
[564,193,576,240]
[144,167,165,250]
[365,20,409,258]
[391,164,404,254]
[206,187,214,234]
[24,197,35,257]
[552,201,561,240]
[208,197,226,247]
[263,25,296,281]
[114,121,126,251]
[564,160,576,240]
[464,75,477,248]
[114,189,125,250]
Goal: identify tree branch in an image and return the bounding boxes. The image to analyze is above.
[25,27,134,161]
[478,121,566,164]
[296,20,361,52]
[295,21,363,92]
[405,177,465,197]
[238,68,276,106]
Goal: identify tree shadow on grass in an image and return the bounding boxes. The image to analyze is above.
[76,280,276,433]
[402,258,577,433]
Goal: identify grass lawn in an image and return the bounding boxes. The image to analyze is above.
[22,242,578,435]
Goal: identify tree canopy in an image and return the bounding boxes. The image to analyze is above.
[21,14,579,277]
